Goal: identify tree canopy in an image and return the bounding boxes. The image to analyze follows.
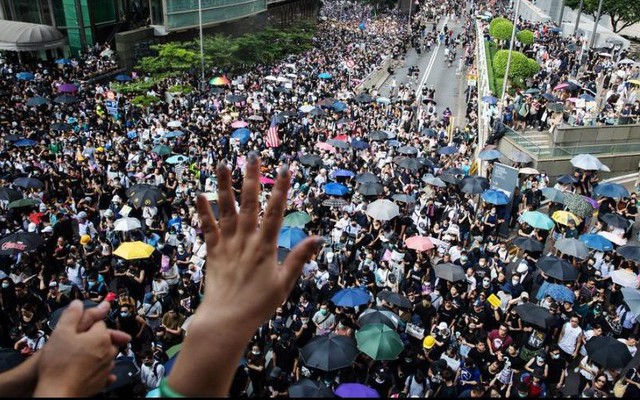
[493,50,538,79]
[490,19,514,41]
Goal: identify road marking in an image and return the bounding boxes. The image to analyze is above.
[416,16,450,102]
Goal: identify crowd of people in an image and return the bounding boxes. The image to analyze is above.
[0,0,639,398]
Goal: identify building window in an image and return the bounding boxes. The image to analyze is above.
[149,0,164,25]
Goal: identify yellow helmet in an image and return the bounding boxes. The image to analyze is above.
[423,335,435,349]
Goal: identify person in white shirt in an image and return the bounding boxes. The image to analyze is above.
[558,316,583,361]
[140,349,165,390]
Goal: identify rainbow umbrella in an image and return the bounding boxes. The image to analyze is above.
[209,76,230,86]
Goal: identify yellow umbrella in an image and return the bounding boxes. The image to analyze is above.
[113,241,155,260]
[551,210,581,226]
[627,79,640,86]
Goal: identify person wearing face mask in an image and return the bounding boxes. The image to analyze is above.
[312,302,335,335]
[501,273,524,298]
[140,348,165,390]
[116,303,150,353]
[246,343,266,397]
[291,311,314,348]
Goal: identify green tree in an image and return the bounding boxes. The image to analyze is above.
[565,0,640,33]
[517,30,535,45]
[490,20,515,42]
[489,17,511,31]
[138,42,201,74]
[493,50,536,79]
[526,58,540,77]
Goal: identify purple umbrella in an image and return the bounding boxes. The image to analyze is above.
[57,83,78,93]
[335,383,380,398]
[582,196,599,209]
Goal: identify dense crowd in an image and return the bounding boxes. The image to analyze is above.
[0,0,639,398]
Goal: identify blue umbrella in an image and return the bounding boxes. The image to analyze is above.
[478,149,502,160]
[26,96,49,107]
[55,58,70,65]
[278,227,308,249]
[13,139,37,147]
[166,155,189,164]
[386,140,401,147]
[593,182,630,198]
[164,130,185,138]
[332,101,348,112]
[332,288,371,307]
[332,169,355,178]
[542,93,559,101]
[579,93,595,101]
[579,233,613,252]
[115,74,132,82]
[231,128,251,144]
[376,97,391,104]
[351,140,369,149]
[549,27,561,33]
[537,282,575,303]
[437,146,458,155]
[482,189,509,205]
[318,72,333,79]
[482,95,498,105]
[324,182,349,196]
[16,72,34,81]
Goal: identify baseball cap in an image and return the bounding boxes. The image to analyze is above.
[474,299,484,307]
[48,281,58,288]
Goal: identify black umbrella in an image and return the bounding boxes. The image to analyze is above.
[327,139,350,149]
[515,303,556,329]
[512,236,544,252]
[458,176,490,194]
[368,130,389,141]
[557,174,578,184]
[226,94,246,103]
[358,307,400,329]
[547,102,564,113]
[421,128,437,137]
[13,177,44,189]
[567,43,579,52]
[439,174,462,184]
[299,334,359,371]
[355,172,379,183]
[377,290,412,308]
[442,167,465,176]
[289,378,333,398]
[48,300,100,330]
[0,232,44,255]
[394,156,423,171]
[104,358,140,392]
[210,87,225,94]
[392,194,416,204]
[354,93,373,103]
[336,118,353,125]
[618,245,640,262]
[600,212,630,229]
[309,107,327,117]
[4,134,23,142]
[299,154,324,167]
[537,255,578,281]
[586,336,632,369]
[53,94,78,104]
[126,184,167,208]
[273,86,290,94]
[357,182,384,196]
[0,187,22,202]
[417,157,435,167]
[397,146,418,155]
[434,263,466,282]
[318,98,337,107]
[51,122,72,131]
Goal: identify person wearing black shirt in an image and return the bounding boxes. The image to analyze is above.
[291,312,314,348]
[436,298,458,327]
[546,345,568,397]
[468,340,494,367]
[271,336,298,376]
[355,265,375,292]
[414,295,437,328]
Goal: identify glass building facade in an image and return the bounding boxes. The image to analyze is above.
[150,0,267,31]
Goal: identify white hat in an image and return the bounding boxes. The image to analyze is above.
[104,209,114,217]
[112,195,121,202]
[77,211,87,219]
[516,263,529,274]
[438,322,448,330]
[39,203,47,212]
[28,222,37,232]
[326,252,334,263]
[42,226,53,233]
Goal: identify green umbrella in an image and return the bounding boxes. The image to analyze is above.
[563,192,594,218]
[355,323,404,360]
[166,343,182,358]
[519,211,555,230]
[8,198,39,209]
[283,211,311,227]
[151,144,172,156]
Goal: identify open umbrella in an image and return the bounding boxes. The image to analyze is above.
[422,174,446,187]
[562,192,594,218]
[114,217,142,232]
[512,236,544,252]
[434,263,466,282]
[8,198,39,209]
[318,72,333,79]
[328,140,350,150]
[482,95,498,105]
[405,236,435,252]
[113,241,155,260]
[355,172,379,183]
[323,183,349,196]
[552,210,581,226]
[543,283,576,303]
[331,169,355,178]
[51,122,72,131]
[358,307,400,329]
[26,96,50,107]
[368,130,389,141]
[571,154,610,171]
[289,378,333,398]
[519,167,540,175]
[520,211,555,230]
[618,245,640,262]
[300,334,358,371]
[541,187,566,203]
[598,231,627,246]
[283,212,311,227]
[126,184,166,208]
[57,83,78,93]
[366,199,400,221]
[376,290,412,308]
[331,288,370,307]
[231,128,251,144]
[593,182,629,198]
[299,154,324,167]
[16,72,35,81]
[278,227,307,249]
[586,336,632,369]
[166,155,188,164]
[458,176,490,194]
[335,383,380,398]
[209,76,230,86]
[392,194,416,204]
[482,189,509,205]
[515,303,556,329]
[611,269,638,288]
[557,174,578,184]
[622,288,640,322]
[167,120,182,128]
[600,213,630,229]
[115,74,132,82]
[48,300,99,330]
[13,177,44,189]
[394,157,423,171]
[104,359,140,392]
[537,256,578,281]
[356,323,404,360]
[226,94,246,103]
[397,145,418,155]
[554,238,590,259]
[547,102,564,113]
[478,149,502,160]
[437,146,458,155]
[351,140,369,150]
[13,139,37,147]
[322,198,348,208]
[231,120,249,128]
[579,234,613,252]
[354,93,374,103]
[0,232,44,255]
[53,94,78,104]
[151,144,171,156]
[316,142,336,153]
[357,182,383,196]
[0,187,22,202]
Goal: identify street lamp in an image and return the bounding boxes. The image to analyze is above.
[198,0,205,91]
[498,0,521,113]
[573,0,584,36]
[589,0,605,48]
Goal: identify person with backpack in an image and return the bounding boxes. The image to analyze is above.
[140,349,165,390]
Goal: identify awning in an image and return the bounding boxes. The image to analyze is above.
[0,20,66,52]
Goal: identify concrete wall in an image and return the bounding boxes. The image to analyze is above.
[356,57,393,92]
[553,124,640,146]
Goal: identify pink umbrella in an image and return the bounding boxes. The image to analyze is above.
[231,121,248,128]
[405,236,435,252]
[260,176,275,185]
[333,134,349,141]
[554,83,569,91]
[567,97,579,102]
[316,142,336,152]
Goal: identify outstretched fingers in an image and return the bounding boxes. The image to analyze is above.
[196,194,220,249]
[216,162,238,237]
[259,164,290,247]
[238,152,261,236]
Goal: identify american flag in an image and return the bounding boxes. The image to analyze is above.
[265,116,281,148]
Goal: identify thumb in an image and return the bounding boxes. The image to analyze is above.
[281,237,324,289]
[56,299,84,332]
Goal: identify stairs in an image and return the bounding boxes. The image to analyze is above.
[504,129,565,159]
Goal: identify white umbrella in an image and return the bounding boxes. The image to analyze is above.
[247,115,264,121]
[264,75,278,81]
[114,217,142,232]
[597,231,627,246]
[570,154,610,171]
[519,167,540,175]
[276,76,290,83]
[365,199,400,221]
[611,269,639,288]
[299,105,316,113]
[167,120,182,128]
[284,63,297,70]
[286,73,298,79]
[618,59,636,65]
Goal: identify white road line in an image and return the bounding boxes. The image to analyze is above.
[416,16,450,101]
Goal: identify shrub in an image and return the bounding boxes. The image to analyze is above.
[490,20,514,41]
[517,30,535,45]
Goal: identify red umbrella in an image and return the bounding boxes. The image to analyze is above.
[405,236,435,252]
[316,142,336,153]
